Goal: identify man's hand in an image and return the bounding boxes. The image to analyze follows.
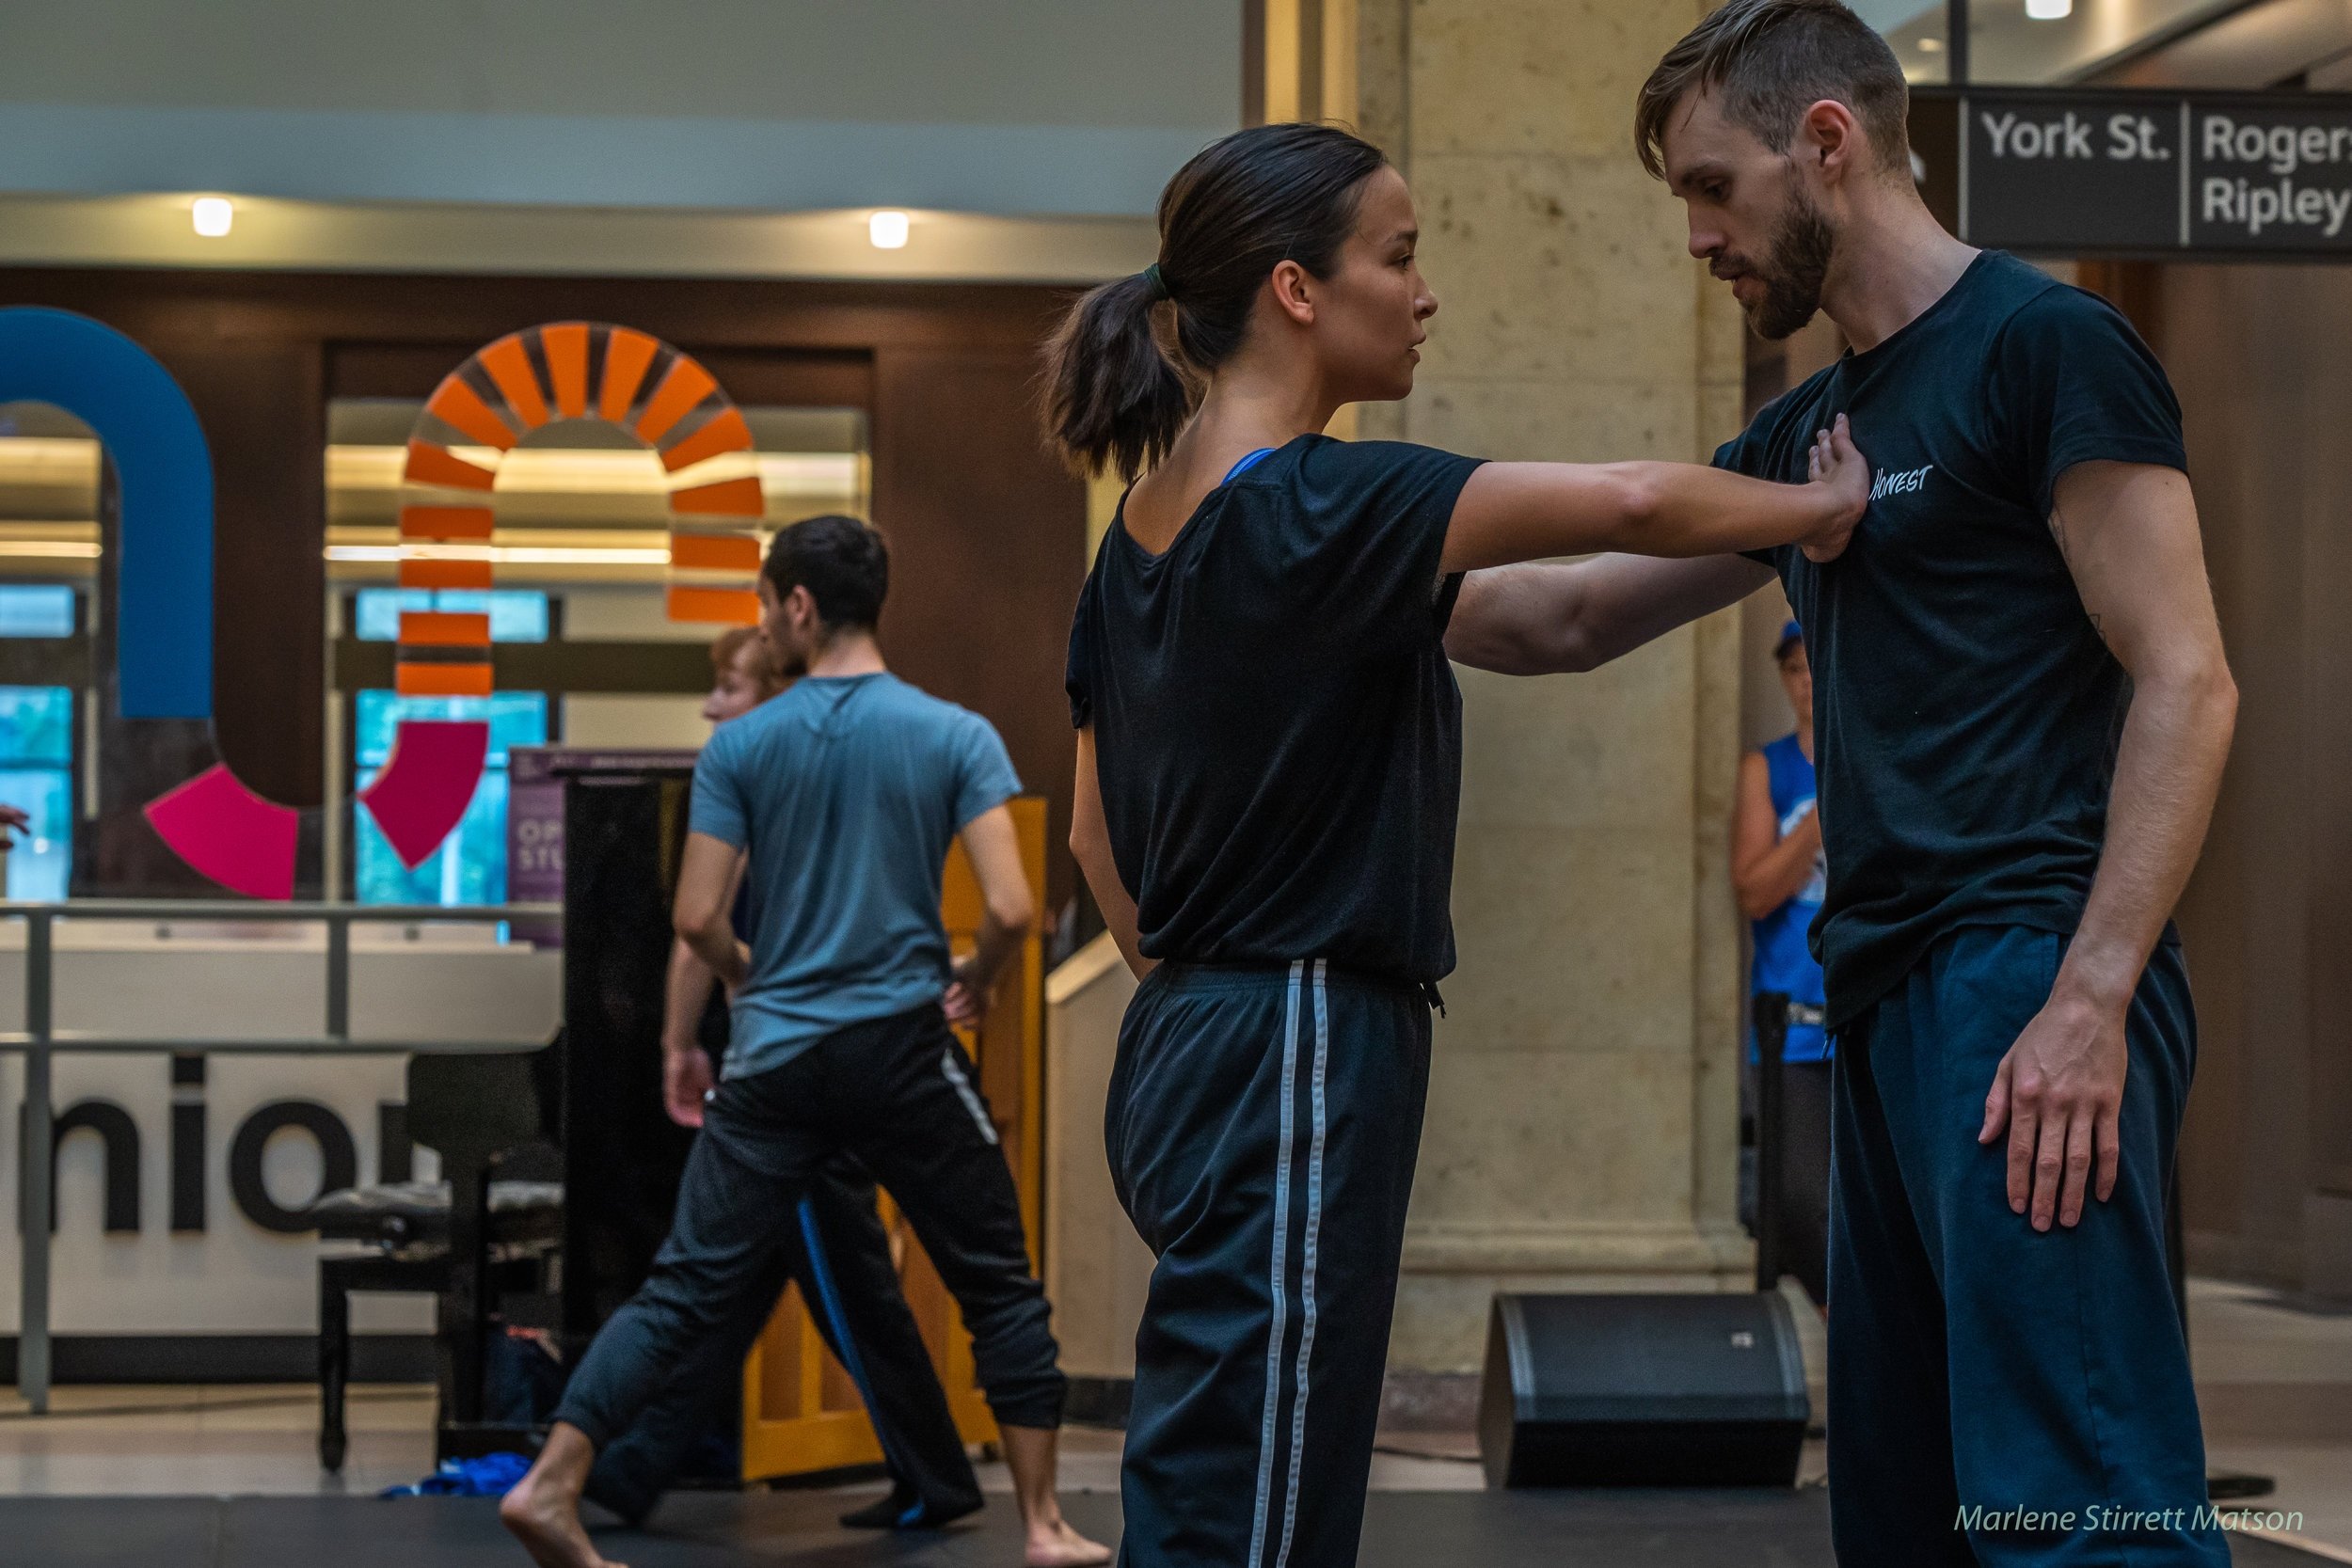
[0,803,27,843]
[663,1046,716,1129]
[943,955,990,1029]
[1979,986,2126,1230]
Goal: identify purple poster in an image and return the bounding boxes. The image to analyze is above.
[507,747,700,942]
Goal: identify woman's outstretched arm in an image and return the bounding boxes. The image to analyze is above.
[1440,416,1867,575]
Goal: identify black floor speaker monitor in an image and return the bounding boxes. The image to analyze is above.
[1479,1291,1810,1488]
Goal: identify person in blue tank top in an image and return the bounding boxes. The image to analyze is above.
[1735,618,1830,1307]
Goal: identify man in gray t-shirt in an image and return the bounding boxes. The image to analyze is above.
[689,663,1022,1081]
[503,516,1110,1568]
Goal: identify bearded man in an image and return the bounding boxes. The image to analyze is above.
[1444,5,2239,1563]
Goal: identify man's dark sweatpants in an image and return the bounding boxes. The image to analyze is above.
[1827,926,2224,1567]
[1109,961,1432,1568]
[583,1156,981,1527]
[555,1003,1065,1464]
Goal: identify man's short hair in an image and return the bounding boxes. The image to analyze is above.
[1637,0,1911,181]
[762,514,889,630]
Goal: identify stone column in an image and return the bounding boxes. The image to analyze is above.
[1343,0,1757,1379]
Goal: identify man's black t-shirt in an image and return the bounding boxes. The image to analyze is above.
[1718,251,2187,1028]
[1066,436,1484,982]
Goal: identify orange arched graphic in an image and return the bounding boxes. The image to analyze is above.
[292,324,773,879]
[398,324,768,698]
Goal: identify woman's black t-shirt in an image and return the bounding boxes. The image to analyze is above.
[1066,436,1485,983]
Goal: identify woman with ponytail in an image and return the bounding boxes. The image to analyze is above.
[1049,122,1866,1568]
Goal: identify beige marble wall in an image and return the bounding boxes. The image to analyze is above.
[1346,0,1758,1371]
[1043,934,1151,1381]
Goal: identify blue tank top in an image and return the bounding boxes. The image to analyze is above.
[1751,733,1830,1063]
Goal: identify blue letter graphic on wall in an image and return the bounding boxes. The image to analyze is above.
[0,307,213,719]
[0,309,304,897]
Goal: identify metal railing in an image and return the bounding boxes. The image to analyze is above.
[0,899,561,1413]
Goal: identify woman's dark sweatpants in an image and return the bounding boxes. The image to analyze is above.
[554,1004,1066,1464]
[1827,926,2223,1566]
[1109,961,1433,1568]
[582,1155,981,1527]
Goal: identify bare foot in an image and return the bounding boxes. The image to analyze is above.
[1025,1516,1114,1567]
[501,1471,628,1568]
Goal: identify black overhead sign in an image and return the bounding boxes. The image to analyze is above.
[1915,88,2352,258]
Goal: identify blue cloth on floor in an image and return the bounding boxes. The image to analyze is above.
[381,1451,532,1498]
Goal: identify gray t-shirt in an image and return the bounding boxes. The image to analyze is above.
[689,671,1022,1079]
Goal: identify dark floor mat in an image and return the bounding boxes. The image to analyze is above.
[0,1486,2330,1565]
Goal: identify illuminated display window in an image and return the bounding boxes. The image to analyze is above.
[352,589,550,643]
[0,685,73,899]
[0,586,75,639]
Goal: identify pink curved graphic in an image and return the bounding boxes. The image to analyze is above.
[143,765,299,901]
[358,721,491,869]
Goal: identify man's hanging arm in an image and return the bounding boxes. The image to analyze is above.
[1979,461,2237,1230]
[2049,462,2236,1004]
[673,832,753,990]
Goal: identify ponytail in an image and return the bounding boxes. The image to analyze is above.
[1041,269,1192,483]
[1041,123,1391,481]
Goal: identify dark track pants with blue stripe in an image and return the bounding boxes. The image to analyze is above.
[1109,961,1433,1568]
[556,1004,1063,1513]
[581,1154,981,1527]
[1827,927,2224,1566]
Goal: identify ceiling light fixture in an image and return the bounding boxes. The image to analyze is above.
[191,197,234,238]
[2025,0,2072,19]
[868,211,911,249]
[1916,36,1944,52]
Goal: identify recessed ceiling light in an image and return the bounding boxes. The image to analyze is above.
[2026,0,2072,19]
[868,211,910,250]
[191,197,233,238]
[1916,36,1944,52]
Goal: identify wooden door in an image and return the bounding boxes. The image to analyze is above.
[739,796,1046,1479]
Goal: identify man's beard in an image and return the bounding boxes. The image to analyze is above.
[761,628,810,678]
[1724,191,1834,342]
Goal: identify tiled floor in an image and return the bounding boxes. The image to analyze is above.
[2195,1278,2352,1560]
[0,1275,2338,1557]
[0,1386,1478,1503]
[0,1384,437,1497]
